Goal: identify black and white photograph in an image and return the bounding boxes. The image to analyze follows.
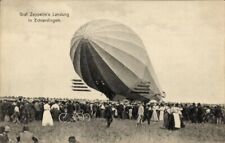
[0,0,224,143]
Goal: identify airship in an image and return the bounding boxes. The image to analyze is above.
[70,19,164,101]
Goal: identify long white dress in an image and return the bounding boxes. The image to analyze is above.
[151,105,159,121]
[42,103,53,126]
[171,107,181,128]
[159,106,165,121]
[137,105,144,124]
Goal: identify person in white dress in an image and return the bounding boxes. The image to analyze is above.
[137,103,144,126]
[100,103,105,118]
[151,104,159,122]
[159,104,165,121]
[171,104,181,129]
[128,107,132,119]
[42,101,53,126]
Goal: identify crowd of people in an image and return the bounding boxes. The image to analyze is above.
[0,96,224,142]
[0,96,224,125]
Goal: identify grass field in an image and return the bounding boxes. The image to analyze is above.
[1,119,225,143]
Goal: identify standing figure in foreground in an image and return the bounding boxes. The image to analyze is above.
[51,100,60,121]
[159,104,165,121]
[137,102,144,126]
[143,103,152,125]
[163,104,171,129]
[12,103,20,123]
[42,101,53,126]
[104,103,113,127]
[170,104,181,130]
[151,103,159,122]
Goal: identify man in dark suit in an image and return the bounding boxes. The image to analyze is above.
[104,103,113,127]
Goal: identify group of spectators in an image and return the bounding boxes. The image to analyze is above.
[0,96,224,125]
[0,96,224,143]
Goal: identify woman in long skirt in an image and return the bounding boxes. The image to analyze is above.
[151,104,159,122]
[159,104,165,121]
[170,104,181,129]
[163,105,170,129]
[42,101,53,126]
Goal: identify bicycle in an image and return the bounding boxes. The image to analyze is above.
[74,109,91,121]
[58,111,91,122]
[79,109,91,121]
[83,112,91,121]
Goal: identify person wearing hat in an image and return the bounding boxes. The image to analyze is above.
[104,103,113,127]
[137,102,144,126]
[100,103,105,118]
[143,103,152,125]
[170,104,181,130]
[68,136,79,143]
[50,100,60,121]
[11,102,20,123]
[34,101,42,121]
[128,106,132,119]
[132,103,139,120]
[42,101,53,126]
[151,103,159,122]
[159,103,165,121]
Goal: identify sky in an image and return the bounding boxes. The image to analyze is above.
[0,0,224,103]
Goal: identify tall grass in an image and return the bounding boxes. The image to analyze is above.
[1,119,224,143]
